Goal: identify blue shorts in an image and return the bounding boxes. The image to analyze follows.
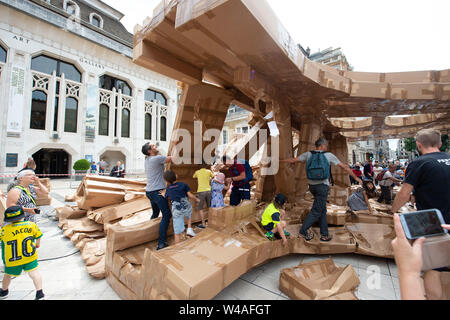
[172,198,192,235]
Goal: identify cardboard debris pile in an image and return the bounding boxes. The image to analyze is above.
[103,197,404,300]
[55,175,207,279]
[56,175,418,298]
[35,178,52,206]
[279,258,360,300]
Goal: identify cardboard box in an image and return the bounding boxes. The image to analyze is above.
[328,186,350,206]
[346,223,395,259]
[106,271,139,300]
[279,258,360,300]
[140,228,253,300]
[208,200,256,231]
[326,204,349,226]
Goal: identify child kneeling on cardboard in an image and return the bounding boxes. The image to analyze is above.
[261,194,290,246]
[163,170,200,244]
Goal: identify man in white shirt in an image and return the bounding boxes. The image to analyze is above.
[377,164,402,204]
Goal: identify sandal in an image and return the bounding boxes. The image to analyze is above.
[320,235,333,242]
[299,228,314,241]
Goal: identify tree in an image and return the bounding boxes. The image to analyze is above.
[441,134,449,152]
[403,138,417,152]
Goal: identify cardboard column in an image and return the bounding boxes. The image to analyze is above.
[328,133,350,187]
[272,101,296,202]
[294,115,323,199]
[167,83,234,192]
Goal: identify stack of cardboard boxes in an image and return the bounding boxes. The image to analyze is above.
[55,175,208,279]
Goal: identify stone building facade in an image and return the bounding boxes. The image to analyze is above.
[0,0,178,178]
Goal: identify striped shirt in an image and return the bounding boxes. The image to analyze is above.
[15,185,37,223]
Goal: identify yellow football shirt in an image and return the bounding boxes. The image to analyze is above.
[0,221,43,267]
[193,169,214,193]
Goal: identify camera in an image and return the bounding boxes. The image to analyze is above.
[34,208,41,215]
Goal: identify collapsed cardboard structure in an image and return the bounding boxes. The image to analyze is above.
[133,0,449,203]
[55,175,209,278]
[102,196,419,300]
[279,258,360,300]
[51,0,448,299]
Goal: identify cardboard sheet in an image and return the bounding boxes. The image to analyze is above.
[140,228,254,300]
[87,197,151,224]
[346,223,395,258]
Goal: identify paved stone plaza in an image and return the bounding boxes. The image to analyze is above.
[0,179,400,300]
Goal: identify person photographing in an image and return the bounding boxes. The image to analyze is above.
[142,143,176,251]
[6,170,48,223]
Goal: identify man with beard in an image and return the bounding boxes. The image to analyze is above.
[391,129,450,224]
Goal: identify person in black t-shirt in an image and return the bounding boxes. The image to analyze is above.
[392,129,450,223]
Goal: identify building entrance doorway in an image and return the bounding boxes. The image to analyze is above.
[32,149,70,178]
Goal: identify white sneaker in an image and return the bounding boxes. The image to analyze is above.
[186,228,196,237]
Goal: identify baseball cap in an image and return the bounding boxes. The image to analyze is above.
[274,193,287,206]
[4,206,25,222]
[142,143,152,156]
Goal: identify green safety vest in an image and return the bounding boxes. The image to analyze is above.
[261,203,280,227]
[15,185,37,206]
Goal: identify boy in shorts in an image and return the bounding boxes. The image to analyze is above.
[261,194,290,246]
[0,206,44,300]
[163,171,200,244]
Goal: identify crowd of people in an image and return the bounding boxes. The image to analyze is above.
[1,128,449,300]
[88,159,126,178]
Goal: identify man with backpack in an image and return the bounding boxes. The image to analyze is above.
[282,138,362,242]
[223,155,253,206]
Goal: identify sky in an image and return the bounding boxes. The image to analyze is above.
[102,0,449,150]
[104,0,450,73]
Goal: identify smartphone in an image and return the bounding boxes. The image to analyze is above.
[399,209,447,240]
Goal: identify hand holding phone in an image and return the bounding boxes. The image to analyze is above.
[399,209,447,240]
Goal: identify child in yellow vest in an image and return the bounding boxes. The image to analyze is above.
[0,206,44,300]
[261,194,290,246]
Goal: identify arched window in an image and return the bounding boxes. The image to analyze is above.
[90,13,103,29]
[99,75,132,96]
[145,89,167,105]
[99,104,109,136]
[121,109,130,138]
[64,97,78,133]
[64,0,79,16]
[92,16,101,28]
[30,90,47,130]
[0,44,6,63]
[31,55,81,82]
[67,4,76,15]
[145,113,152,140]
[160,116,167,141]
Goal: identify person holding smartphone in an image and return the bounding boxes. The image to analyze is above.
[391,129,450,223]
[392,213,450,300]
